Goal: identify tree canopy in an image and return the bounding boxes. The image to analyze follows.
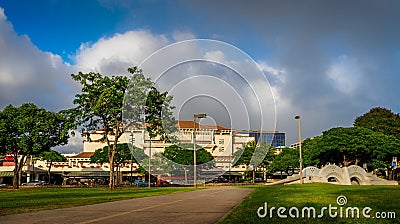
[233,141,273,167]
[145,87,177,140]
[40,150,66,184]
[162,144,214,167]
[90,143,136,166]
[354,107,400,140]
[302,127,400,170]
[233,141,273,182]
[0,103,71,188]
[68,67,140,189]
[268,147,299,173]
[68,67,176,189]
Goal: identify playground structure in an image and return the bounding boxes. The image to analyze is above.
[269,164,398,185]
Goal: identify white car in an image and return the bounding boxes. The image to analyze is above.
[21,180,46,186]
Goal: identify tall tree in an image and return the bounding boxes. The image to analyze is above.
[354,107,400,140]
[68,69,132,189]
[68,67,175,189]
[0,103,71,189]
[39,150,66,184]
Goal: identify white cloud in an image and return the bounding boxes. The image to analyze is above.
[327,55,361,94]
[172,31,196,42]
[0,7,6,20]
[74,30,170,75]
[53,132,85,154]
[257,61,286,83]
[204,50,225,62]
[0,7,76,111]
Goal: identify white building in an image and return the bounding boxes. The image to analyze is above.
[0,120,285,185]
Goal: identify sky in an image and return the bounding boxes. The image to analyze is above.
[1,0,400,153]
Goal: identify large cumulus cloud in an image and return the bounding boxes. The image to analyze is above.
[182,0,400,143]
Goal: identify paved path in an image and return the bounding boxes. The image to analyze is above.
[1,186,253,224]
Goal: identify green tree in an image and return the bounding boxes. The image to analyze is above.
[162,144,214,183]
[90,143,134,166]
[90,143,137,185]
[301,136,322,166]
[162,144,213,166]
[68,67,175,189]
[303,127,400,171]
[39,150,66,184]
[0,103,71,189]
[144,87,177,187]
[354,107,400,140]
[269,147,300,174]
[233,141,271,183]
[68,67,147,189]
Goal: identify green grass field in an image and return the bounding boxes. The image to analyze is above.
[221,183,400,224]
[0,186,195,216]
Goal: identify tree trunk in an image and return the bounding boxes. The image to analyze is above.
[343,154,351,167]
[109,155,115,190]
[13,167,19,189]
[388,169,394,180]
[355,158,360,166]
[13,153,20,189]
[13,154,25,189]
[47,162,52,184]
[252,165,255,184]
[148,139,151,188]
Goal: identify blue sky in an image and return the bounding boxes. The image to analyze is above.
[1,0,400,153]
[0,0,271,62]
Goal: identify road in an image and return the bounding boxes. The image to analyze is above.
[1,186,253,224]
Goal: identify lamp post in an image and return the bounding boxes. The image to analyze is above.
[130,132,134,186]
[193,113,206,189]
[295,115,303,184]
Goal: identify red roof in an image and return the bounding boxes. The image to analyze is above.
[68,152,94,159]
[178,120,230,130]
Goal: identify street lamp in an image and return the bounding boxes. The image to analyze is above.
[130,132,134,186]
[193,113,206,189]
[295,115,303,184]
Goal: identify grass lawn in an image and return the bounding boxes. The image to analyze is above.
[221,183,399,224]
[0,186,195,216]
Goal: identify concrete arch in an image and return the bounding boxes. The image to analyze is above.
[295,165,398,186]
[303,166,320,177]
[319,165,347,184]
[347,165,367,185]
[350,176,361,185]
[319,165,342,177]
[325,172,346,184]
[349,172,366,185]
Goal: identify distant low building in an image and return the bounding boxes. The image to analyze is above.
[0,120,286,185]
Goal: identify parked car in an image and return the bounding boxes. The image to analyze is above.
[254,178,265,183]
[21,180,46,186]
[134,180,153,186]
[208,176,229,183]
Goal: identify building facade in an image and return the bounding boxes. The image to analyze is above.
[0,120,286,185]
